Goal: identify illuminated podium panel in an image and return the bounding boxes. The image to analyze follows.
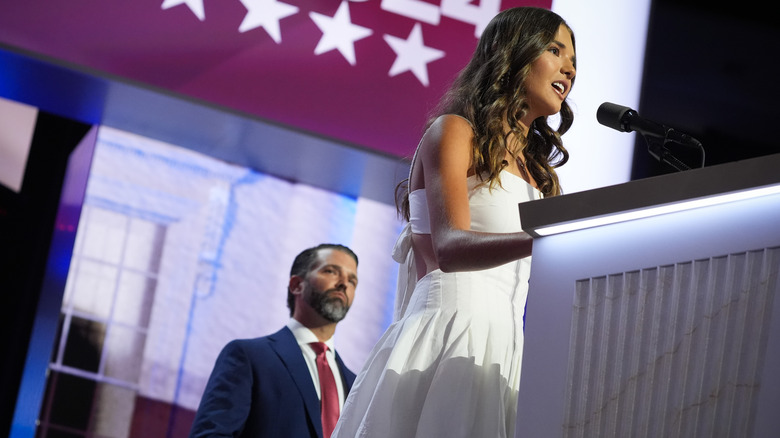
[515,154,780,438]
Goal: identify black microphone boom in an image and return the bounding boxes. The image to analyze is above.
[597,102,702,149]
[597,102,705,170]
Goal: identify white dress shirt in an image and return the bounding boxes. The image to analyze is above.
[286,318,346,409]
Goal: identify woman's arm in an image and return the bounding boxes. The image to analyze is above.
[419,115,533,272]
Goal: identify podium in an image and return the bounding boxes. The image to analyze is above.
[515,154,780,438]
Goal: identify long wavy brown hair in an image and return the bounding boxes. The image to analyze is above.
[397,7,575,221]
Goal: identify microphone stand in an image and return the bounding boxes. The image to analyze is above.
[640,132,705,172]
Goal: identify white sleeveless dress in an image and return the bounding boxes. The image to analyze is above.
[333,171,541,438]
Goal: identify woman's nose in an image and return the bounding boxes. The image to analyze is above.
[562,57,575,79]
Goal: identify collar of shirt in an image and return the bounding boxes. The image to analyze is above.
[286,318,336,351]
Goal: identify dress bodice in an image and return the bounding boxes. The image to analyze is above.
[408,171,542,235]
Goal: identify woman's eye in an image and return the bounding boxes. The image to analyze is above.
[549,46,560,55]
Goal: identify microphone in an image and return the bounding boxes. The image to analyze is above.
[597,102,702,149]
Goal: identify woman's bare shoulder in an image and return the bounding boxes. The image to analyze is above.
[411,115,475,190]
[421,114,474,152]
[428,114,473,134]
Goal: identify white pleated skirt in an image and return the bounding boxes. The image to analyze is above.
[333,258,530,438]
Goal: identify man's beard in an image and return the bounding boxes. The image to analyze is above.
[306,287,350,322]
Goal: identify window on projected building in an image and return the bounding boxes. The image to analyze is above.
[37,204,166,438]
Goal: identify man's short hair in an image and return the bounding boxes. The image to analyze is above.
[287,243,358,316]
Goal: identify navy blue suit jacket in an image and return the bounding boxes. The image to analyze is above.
[189,327,356,438]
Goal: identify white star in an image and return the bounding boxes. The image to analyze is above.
[161,0,205,21]
[309,1,373,66]
[238,0,299,44]
[383,23,445,87]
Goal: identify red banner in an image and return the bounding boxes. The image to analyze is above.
[0,0,551,157]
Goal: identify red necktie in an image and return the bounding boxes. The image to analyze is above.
[310,342,339,438]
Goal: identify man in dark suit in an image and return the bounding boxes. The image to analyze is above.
[189,243,359,438]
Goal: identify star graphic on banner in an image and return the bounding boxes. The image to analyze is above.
[309,1,372,66]
[238,0,299,44]
[161,0,205,21]
[383,23,445,87]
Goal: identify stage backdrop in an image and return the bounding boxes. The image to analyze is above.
[19,124,405,438]
[0,0,650,193]
[0,0,549,157]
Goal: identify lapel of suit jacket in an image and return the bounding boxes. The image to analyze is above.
[334,352,356,391]
[269,327,323,438]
